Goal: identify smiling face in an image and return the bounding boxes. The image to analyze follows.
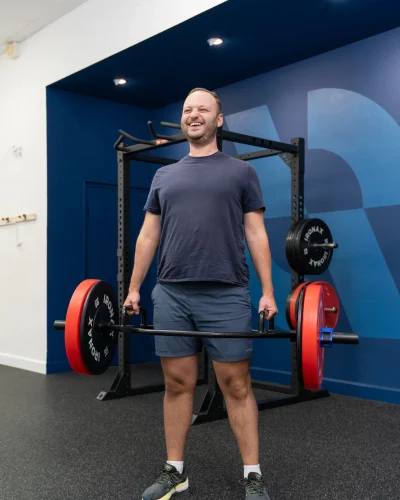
[181,90,223,146]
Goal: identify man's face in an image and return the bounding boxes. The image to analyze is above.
[181,91,223,145]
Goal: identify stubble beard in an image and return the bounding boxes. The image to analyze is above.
[183,117,219,146]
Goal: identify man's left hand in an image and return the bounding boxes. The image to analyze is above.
[259,294,278,320]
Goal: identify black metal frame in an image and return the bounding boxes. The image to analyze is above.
[97,122,330,416]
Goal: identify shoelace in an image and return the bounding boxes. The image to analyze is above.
[156,470,180,485]
[239,477,266,496]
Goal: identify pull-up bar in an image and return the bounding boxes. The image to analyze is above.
[114,121,298,161]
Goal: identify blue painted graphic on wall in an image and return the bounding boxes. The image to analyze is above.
[223,88,400,342]
[220,76,400,399]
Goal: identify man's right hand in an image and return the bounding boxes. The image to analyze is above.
[123,290,141,316]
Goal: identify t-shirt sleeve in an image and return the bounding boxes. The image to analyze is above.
[242,164,266,213]
[143,171,161,214]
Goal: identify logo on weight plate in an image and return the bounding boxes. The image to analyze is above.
[303,225,324,242]
[103,294,115,321]
[308,252,329,269]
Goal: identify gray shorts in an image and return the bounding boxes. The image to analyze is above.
[151,281,253,362]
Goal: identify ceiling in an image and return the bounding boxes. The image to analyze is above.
[50,0,400,109]
[0,0,88,52]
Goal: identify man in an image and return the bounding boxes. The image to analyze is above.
[124,88,278,500]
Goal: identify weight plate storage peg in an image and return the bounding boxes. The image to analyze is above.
[64,279,119,375]
[285,218,338,275]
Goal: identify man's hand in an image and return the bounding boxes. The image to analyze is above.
[259,294,278,321]
[123,290,141,316]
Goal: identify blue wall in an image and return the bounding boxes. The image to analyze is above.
[46,89,158,372]
[150,27,400,404]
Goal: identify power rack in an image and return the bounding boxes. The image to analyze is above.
[96,121,330,422]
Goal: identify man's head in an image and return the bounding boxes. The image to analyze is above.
[181,88,223,145]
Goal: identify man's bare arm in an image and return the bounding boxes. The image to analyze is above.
[244,209,274,296]
[129,211,161,293]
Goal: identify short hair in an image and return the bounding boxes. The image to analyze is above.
[186,87,222,115]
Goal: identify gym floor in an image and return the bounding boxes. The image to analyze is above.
[1,363,399,500]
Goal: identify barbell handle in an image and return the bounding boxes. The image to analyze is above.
[122,305,148,327]
[258,311,275,334]
[54,320,66,330]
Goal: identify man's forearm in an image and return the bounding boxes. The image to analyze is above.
[129,234,159,292]
[246,231,274,296]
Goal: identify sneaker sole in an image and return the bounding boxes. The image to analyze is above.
[142,478,189,500]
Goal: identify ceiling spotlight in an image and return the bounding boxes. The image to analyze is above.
[113,78,127,86]
[207,38,223,47]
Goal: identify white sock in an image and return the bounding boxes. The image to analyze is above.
[167,460,184,474]
[244,464,262,479]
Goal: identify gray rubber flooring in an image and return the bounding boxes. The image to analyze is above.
[1,363,399,500]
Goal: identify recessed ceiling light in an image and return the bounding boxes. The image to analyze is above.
[113,78,127,86]
[207,38,223,47]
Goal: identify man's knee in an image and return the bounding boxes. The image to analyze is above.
[165,375,197,396]
[224,377,251,400]
[213,360,252,400]
[162,355,198,395]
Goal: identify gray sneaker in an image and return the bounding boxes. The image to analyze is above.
[141,463,189,500]
[240,472,271,499]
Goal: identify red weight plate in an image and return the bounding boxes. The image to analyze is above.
[289,282,309,330]
[312,281,340,329]
[65,279,100,375]
[302,284,325,390]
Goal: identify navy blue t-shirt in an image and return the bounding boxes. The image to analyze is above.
[143,151,265,286]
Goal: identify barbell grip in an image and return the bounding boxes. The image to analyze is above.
[54,320,66,330]
[332,332,359,344]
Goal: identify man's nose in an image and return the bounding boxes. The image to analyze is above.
[189,110,200,120]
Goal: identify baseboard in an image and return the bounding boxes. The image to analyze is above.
[321,378,400,405]
[250,367,400,405]
[0,352,47,374]
[46,361,73,374]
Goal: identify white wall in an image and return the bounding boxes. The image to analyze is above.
[0,0,226,373]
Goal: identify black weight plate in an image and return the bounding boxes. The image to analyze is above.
[292,219,309,273]
[79,280,119,375]
[285,220,305,273]
[296,218,334,275]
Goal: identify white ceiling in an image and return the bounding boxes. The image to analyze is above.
[0,0,89,50]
